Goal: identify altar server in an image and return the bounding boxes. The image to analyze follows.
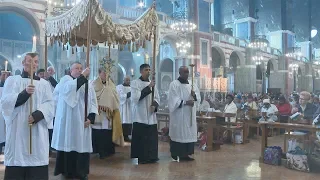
[116,76,132,142]
[131,64,160,164]
[1,52,54,179]
[91,68,124,159]
[52,62,98,180]
[46,66,58,90]
[0,71,10,154]
[168,66,200,162]
[44,66,57,155]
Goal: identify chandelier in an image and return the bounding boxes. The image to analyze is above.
[285,47,302,58]
[290,64,299,71]
[170,20,197,33]
[314,61,320,65]
[252,55,264,65]
[176,41,191,54]
[47,0,76,15]
[248,35,269,49]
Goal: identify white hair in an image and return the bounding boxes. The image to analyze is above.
[47,66,55,71]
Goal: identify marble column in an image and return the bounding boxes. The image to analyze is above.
[269,71,287,94]
[235,65,256,92]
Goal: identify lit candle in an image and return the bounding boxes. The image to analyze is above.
[32,36,37,52]
[131,68,134,75]
[4,60,8,72]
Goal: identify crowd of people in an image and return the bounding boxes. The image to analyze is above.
[198,90,320,139]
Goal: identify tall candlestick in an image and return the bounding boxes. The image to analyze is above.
[131,68,134,76]
[5,60,8,72]
[32,36,37,52]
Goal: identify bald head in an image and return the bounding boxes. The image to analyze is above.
[179,66,188,74]
[179,66,189,80]
[123,76,130,86]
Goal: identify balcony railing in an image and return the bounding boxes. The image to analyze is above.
[116,6,177,26]
[213,32,248,48]
[212,32,283,57]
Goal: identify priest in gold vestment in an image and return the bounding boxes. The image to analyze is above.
[91,67,124,159]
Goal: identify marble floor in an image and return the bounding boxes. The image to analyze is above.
[0,136,319,180]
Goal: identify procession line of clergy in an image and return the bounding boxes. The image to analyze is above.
[0,52,200,180]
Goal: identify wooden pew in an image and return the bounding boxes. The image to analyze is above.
[259,122,320,161]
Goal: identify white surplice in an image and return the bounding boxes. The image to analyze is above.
[131,79,160,125]
[0,88,5,144]
[168,80,201,143]
[116,84,131,124]
[1,76,54,166]
[48,81,55,130]
[51,75,98,153]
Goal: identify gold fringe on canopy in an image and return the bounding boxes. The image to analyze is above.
[45,0,158,49]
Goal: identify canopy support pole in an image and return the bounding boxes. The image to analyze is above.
[84,0,93,122]
[151,26,157,102]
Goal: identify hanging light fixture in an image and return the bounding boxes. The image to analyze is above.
[48,0,75,15]
[248,35,269,49]
[289,64,299,72]
[171,20,197,33]
[285,47,302,58]
[176,41,191,54]
[252,55,264,65]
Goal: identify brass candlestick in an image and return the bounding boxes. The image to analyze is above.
[29,58,34,154]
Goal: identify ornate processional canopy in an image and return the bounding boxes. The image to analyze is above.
[45,0,159,51]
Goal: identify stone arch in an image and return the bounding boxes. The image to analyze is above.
[0,2,41,37]
[229,50,245,66]
[267,58,278,71]
[47,60,55,69]
[211,46,225,68]
[161,35,178,58]
[160,58,173,90]
[298,67,303,76]
[266,60,274,76]
[118,63,126,75]
[313,69,320,78]
[305,63,312,75]
[229,51,241,71]
[256,65,263,80]
[117,63,126,85]
[160,58,174,72]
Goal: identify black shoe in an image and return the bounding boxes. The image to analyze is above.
[138,158,159,164]
[75,174,88,180]
[124,136,131,142]
[180,156,194,161]
[80,175,88,180]
[138,159,148,164]
[171,156,179,162]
